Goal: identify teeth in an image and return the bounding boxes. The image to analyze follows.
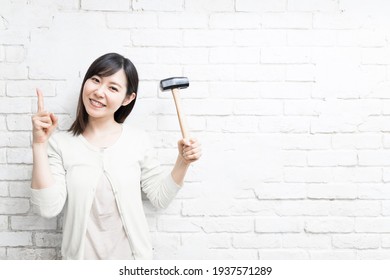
[91,99,105,107]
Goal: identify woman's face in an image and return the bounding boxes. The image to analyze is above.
[82,68,135,122]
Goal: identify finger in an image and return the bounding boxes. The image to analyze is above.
[50,113,58,126]
[34,120,51,129]
[36,88,44,112]
[33,115,52,125]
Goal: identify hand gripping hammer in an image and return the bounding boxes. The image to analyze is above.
[160,77,190,139]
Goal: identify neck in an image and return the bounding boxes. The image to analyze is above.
[84,117,121,136]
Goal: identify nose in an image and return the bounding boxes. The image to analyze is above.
[95,85,105,98]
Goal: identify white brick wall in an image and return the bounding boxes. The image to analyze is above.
[1,0,390,260]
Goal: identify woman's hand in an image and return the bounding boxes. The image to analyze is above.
[177,138,202,165]
[32,88,58,144]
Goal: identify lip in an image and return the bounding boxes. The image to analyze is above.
[89,98,106,108]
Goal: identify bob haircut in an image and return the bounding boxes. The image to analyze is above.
[68,53,139,136]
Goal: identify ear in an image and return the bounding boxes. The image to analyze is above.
[122,92,136,106]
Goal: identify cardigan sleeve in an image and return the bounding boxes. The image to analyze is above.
[30,134,67,218]
[140,133,181,209]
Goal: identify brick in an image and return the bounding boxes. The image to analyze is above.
[54,0,80,10]
[259,249,309,259]
[157,217,202,232]
[0,165,32,181]
[131,29,182,47]
[7,248,57,260]
[260,116,309,133]
[382,236,390,247]
[281,151,307,166]
[0,182,8,196]
[311,117,357,133]
[150,233,181,259]
[282,234,331,249]
[284,100,323,116]
[255,218,303,233]
[157,48,209,64]
[0,29,30,45]
[254,183,306,199]
[0,216,8,230]
[358,184,390,199]
[0,63,28,79]
[308,151,357,166]
[335,167,382,183]
[7,115,32,131]
[0,81,5,96]
[35,232,62,247]
[81,0,129,11]
[305,218,354,233]
[0,98,32,113]
[0,197,30,214]
[157,116,205,132]
[307,183,357,199]
[310,250,356,259]
[0,46,4,61]
[159,12,208,29]
[0,116,5,130]
[235,30,286,46]
[287,30,337,46]
[332,133,382,149]
[0,232,32,246]
[330,201,380,217]
[222,116,259,132]
[359,151,390,166]
[181,99,233,116]
[261,47,312,63]
[185,0,234,12]
[7,147,33,165]
[194,218,254,233]
[236,0,286,12]
[5,45,25,62]
[107,12,157,28]
[260,82,312,98]
[288,0,339,12]
[234,100,283,116]
[181,233,231,249]
[0,132,31,147]
[184,65,235,82]
[184,30,234,47]
[233,234,281,248]
[357,249,390,260]
[11,216,57,230]
[183,199,242,217]
[235,66,285,82]
[356,218,390,233]
[285,65,315,81]
[6,80,56,97]
[0,148,6,164]
[273,200,330,216]
[282,134,331,150]
[210,13,261,29]
[263,12,312,29]
[284,167,332,183]
[210,47,260,64]
[333,234,381,249]
[314,12,365,29]
[359,117,390,132]
[133,0,184,11]
[203,249,258,260]
[9,181,31,197]
[0,248,5,259]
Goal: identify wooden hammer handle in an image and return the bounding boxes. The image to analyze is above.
[171,88,189,139]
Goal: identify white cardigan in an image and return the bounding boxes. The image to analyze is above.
[30,125,181,260]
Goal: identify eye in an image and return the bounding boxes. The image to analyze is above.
[91,76,100,83]
[109,86,118,92]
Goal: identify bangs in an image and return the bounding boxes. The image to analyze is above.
[92,60,123,77]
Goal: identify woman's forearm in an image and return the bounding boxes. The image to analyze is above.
[31,143,55,189]
[170,155,190,186]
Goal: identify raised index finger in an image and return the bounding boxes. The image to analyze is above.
[36,88,44,112]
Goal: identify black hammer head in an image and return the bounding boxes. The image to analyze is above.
[160,77,189,91]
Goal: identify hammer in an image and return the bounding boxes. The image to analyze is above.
[160,77,190,139]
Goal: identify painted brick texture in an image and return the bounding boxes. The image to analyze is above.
[1,0,390,260]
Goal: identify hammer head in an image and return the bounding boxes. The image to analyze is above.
[160,77,189,91]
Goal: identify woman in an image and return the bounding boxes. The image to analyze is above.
[30,53,201,260]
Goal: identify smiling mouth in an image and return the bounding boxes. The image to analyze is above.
[90,99,106,108]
